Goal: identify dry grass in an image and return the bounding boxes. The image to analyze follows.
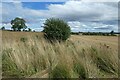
[2,31,119,78]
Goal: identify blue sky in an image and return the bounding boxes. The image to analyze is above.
[22,2,64,10]
[1,1,118,32]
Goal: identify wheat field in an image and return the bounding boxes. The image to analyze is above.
[1,31,119,78]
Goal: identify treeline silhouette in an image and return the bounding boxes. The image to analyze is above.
[71,31,119,36]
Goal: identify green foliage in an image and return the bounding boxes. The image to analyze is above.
[28,28,32,32]
[73,62,87,79]
[20,37,27,42]
[2,48,24,77]
[23,29,27,32]
[2,48,38,77]
[110,30,114,36]
[50,64,71,78]
[1,26,5,30]
[82,32,110,36]
[43,18,71,41]
[31,45,47,71]
[11,17,27,31]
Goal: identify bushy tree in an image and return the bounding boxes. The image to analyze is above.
[28,28,32,32]
[110,30,114,36]
[43,18,71,41]
[1,26,5,30]
[11,17,27,31]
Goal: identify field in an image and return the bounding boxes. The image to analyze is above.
[2,31,119,78]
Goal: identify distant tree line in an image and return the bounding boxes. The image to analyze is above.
[71,32,79,35]
[82,32,110,36]
[71,31,117,36]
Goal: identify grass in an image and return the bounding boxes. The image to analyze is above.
[2,31,119,78]
[50,64,71,78]
[90,46,118,75]
[73,61,87,79]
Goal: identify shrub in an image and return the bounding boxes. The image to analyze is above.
[28,28,32,32]
[1,26,5,30]
[43,18,71,41]
[110,30,114,35]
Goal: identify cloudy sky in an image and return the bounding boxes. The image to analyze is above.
[1,0,118,32]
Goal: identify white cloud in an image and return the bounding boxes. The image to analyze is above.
[1,23,12,30]
[47,1,118,22]
[81,0,119,2]
[1,1,118,32]
[68,21,117,32]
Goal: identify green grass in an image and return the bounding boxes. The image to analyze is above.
[50,64,71,78]
[2,48,24,77]
[73,62,87,79]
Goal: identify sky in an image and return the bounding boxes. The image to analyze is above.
[1,0,119,32]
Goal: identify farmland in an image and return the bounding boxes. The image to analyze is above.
[2,31,119,78]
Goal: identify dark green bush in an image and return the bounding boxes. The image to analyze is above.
[28,28,32,32]
[43,18,71,41]
[1,26,5,30]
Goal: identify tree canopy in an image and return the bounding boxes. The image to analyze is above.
[11,17,27,31]
[43,18,71,41]
[1,26,5,30]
